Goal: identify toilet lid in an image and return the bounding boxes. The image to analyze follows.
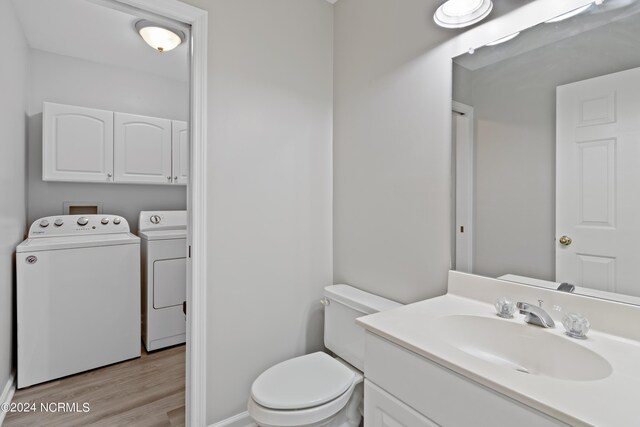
[251,352,356,410]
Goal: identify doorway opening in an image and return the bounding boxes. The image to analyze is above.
[6,0,207,425]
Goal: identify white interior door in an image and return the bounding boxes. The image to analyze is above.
[556,66,640,296]
[42,102,114,182]
[114,112,172,184]
[453,102,474,273]
[172,120,189,185]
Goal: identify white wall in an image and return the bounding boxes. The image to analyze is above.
[27,49,188,233]
[333,0,456,304]
[182,0,334,423]
[0,0,28,396]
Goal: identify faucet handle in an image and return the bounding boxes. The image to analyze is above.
[495,297,516,318]
[562,312,590,339]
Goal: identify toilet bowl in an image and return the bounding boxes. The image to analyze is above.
[248,352,363,427]
[248,285,401,427]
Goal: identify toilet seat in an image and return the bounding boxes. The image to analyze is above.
[248,353,363,427]
[252,352,356,410]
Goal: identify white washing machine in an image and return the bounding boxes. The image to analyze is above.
[16,215,140,388]
[139,210,187,351]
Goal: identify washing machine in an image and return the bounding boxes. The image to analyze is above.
[16,215,140,388]
[139,210,187,351]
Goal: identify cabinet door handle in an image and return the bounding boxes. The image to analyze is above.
[167,176,172,182]
[107,173,112,179]
[174,176,178,181]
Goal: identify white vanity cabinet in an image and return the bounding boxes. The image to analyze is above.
[365,380,438,427]
[114,112,173,184]
[43,103,187,185]
[42,102,114,183]
[364,333,568,427]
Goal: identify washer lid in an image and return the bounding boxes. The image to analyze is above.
[251,352,356,410]
[138,230,186,241]
[16,233,139,253]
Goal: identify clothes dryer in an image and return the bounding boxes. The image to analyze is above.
[139,210,187,351]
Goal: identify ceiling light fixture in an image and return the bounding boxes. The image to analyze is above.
[544,3,593,23]
[135,20,185,53]
[485,31,521,46]
[434,0,493,29]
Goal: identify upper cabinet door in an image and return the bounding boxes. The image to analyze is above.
[172,120,189,186]
[43,102,114,182]
[114,112,172,184]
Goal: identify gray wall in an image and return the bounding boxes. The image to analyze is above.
[333,0,457,304]
[0,0,28,397]
[182,0,334,423]
[466,20,640,280]
[453,63,473,107]
[27,49,188,233]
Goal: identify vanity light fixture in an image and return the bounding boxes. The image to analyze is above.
[545,2,595,23]
[135,20,185,52]
[434,0,493,28]
[485,31,520,46]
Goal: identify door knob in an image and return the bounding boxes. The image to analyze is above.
[559,236,572,246]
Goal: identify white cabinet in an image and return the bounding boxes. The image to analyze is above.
[43,102,114,182]
[171,120,189,185]
[114,113,172,184]
[364,333,568,427]
[43,103,187,185]
[365,380,439,427]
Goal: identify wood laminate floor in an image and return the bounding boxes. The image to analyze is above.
[4,345,185,427]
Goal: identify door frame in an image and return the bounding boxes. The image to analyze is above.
[108,1,208,425]
[452,101,474,273]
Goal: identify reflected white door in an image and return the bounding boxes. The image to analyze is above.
[556,67,640,296]
[453,103,474,273]
[114,112,172,184]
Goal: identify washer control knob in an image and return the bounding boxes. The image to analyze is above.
[113,217,122,225]
[77,217,89,226]
[54,218,64,227]
[150,215,161,224]
[101,217,110,225]
[39,219,49,228]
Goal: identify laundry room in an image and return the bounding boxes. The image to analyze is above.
[1,0,190,425]
[25,4,188,229]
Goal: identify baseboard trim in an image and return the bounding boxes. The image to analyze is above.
[208,411,256,427]
[0,372,16,426]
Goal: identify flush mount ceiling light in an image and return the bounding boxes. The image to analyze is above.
[135,20,185,53]
[545,3,594,23]
[434,0,493,29]
[485,31,520,46]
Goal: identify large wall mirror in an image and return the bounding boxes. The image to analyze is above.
[452,0,640,303]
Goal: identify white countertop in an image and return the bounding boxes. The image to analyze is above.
[357,272,640,427]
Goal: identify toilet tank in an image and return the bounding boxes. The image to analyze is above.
[323,284,401,372]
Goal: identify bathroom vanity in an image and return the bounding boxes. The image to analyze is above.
[357,271,640,427]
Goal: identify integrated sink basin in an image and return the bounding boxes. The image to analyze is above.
[429,315,612,381]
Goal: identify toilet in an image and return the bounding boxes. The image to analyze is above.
[248,284,401,427]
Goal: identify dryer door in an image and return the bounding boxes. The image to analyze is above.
[153,257,186,308]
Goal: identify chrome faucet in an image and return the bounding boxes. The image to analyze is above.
[516,301,555,328]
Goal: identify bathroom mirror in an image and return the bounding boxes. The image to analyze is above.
[451,0,640,304]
